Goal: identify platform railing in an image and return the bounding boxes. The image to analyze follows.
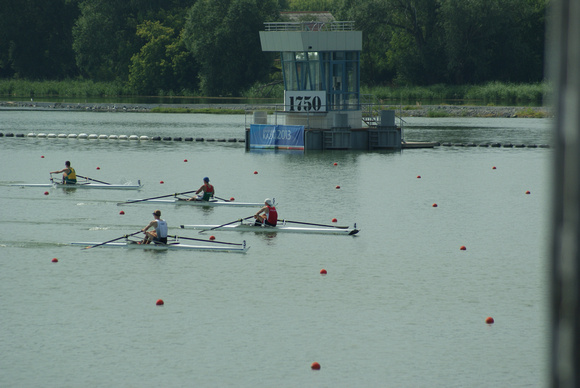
[264,21,355,32]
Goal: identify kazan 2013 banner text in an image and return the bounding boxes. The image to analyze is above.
[249,124,304,150]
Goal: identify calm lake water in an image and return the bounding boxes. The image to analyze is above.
[0,110,552,387]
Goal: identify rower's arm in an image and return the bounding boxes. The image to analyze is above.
[142,220,157,232]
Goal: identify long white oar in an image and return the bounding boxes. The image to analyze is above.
[83,231,142,249]
[279,219,350,229]
[118,190,198,205]
[168,235,245,246]
[77,175,112,185]
[198,216,255,234]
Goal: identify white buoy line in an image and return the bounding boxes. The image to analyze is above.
[1,132,245,143]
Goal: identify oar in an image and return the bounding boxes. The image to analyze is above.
[198,216,255,234]
[279,219,350,229]
[168,235,244,246]
[117,190,198,205]
[83,231,142,249]
[77,174,112,185]
[214,196,231,202]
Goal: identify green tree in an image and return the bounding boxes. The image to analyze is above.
[336,0,444,85]
[183,0,280,96]
[334,0,396,86]
[440,0,546,84]
[0,0,80,79]
[72,0,194,82]
[128,21,198,95]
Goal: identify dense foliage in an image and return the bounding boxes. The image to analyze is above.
[0,0,548,97]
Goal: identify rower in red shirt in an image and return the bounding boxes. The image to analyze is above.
[254,198,277,226]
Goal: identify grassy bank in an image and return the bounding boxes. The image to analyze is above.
[362,81,549,105]
[0,79,549,106]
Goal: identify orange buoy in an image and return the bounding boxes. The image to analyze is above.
[52,258,58,263]
[320,269,327,275]
[156,299,164,306]
[331,218,337,223]
[525,190,531,194]
[184,159,188,162]
[335,185,340,189]
[485,316,494,324]
[160,181,164,184]
[119,210,125,215]
[432,203,437,207]
[311,362,321,370]
[209,235,216,240]
[44,191,49,195]
[230,197,235,201]
[460,245,466,251]
[492,166,496,170]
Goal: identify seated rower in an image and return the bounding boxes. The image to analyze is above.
[51,160,77,184]
[142,210,168,244]
[187,177,215,201]
[254,198,277,227]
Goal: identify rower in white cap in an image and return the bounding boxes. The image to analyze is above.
[254,198,278,226]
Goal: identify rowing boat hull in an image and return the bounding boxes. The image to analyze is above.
[180,223,360,235]
[124,198,263,206]
[11,182,143,190]
[71,241,249,253]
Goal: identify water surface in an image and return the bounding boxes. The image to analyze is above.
[0,111,552,387]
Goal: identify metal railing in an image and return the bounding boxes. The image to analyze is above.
[264,21,355,32]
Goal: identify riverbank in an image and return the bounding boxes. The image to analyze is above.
[0,100,551,118]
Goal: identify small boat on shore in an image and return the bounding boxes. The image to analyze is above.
[181,219,360,235]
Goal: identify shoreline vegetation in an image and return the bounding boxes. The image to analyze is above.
[0,100,551,118]
[0,79,551,118]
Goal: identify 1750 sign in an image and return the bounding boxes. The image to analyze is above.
[285,91,327,112]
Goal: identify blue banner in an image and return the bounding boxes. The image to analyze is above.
[249,124,304,150]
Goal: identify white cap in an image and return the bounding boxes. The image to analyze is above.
[265,198,273,206]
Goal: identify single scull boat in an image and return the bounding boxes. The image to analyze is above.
[180,220,360,235]
[11,177,143,190]
[72,238,249,253]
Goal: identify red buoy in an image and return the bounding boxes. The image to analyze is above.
[184,159,188,162]
[417,175,421,178]
[331,218,337,223]
[432,203,438,207]
[209,235,216,240]
[41,155,45,158]
[335,185,340,189]
[96,167,100,170]
[119,210,125,215]
[492,166,497,170]
[230,197,235,201]
[254,171,258,174]
[156,299,164,306]
[44,191,49,195]
[320,269,327,275]
[333,162,337,166]
[525,190,531,194]
[52,258,58,263]
[460,245,466,251]
[160,181,164,184]
[311,362,321,370]
[485,316,494,324]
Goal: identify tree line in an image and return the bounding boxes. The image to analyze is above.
[0,0,547,97]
